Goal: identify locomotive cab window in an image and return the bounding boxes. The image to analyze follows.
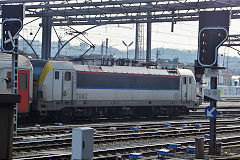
[189,77,192,84]
[183,77,187,84]
[55,71,59,79]
[65,72,71,81]
[20,73,27,90]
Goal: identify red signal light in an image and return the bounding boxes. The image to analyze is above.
[203,41,208,45]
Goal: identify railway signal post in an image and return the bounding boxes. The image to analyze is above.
[197,10,230,155]
[198,29,228,154]
[1,5,24,136]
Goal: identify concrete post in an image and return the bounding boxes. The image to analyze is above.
[216,142,222,155]
[195,137,204,159]
[72,127,94,160]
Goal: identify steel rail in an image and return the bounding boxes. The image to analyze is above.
[13,135,240,160]
[13,125,240,151]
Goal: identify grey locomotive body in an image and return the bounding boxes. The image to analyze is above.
[31,60,199,120]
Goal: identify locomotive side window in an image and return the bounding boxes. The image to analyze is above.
[189,77,192,84]
[20,73,27,90]
[55,71,59,79]
[183,77,187,84]
[65,72,71,81]
[77,72,180,90]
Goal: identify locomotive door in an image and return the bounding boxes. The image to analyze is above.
[187,77,193,101]
[53,70,62,100]
[18,70,29,113]
[62,70,73,100]
[181,77,188,102]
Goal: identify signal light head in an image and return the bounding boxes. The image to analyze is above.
[198,27,228,67]
[202,33,207,37]
[218,32,223,37]
[202,48,207,53]
[202,41,208,45]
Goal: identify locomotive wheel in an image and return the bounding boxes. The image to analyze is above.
[89,113,98,122]
[28,111,42,123]
[169,114,178,119]
[60,109,74,122]
[147,114,156,120]
[168,106,179,118]
[62,115,73,122]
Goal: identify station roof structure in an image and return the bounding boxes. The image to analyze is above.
[0,0,240,26]
[2,0,240,58]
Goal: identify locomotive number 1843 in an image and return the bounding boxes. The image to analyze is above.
[77,93,88,100]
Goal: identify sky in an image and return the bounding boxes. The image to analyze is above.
[17,0,240,58]
[21,18,200,50]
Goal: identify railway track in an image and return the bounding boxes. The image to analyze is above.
[17,106,240,129]
[16,118,240,137]
[13,118,240,159]
[14,135,240,160]
[13,125,240,151]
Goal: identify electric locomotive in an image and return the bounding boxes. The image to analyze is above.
[30,59,199,120]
